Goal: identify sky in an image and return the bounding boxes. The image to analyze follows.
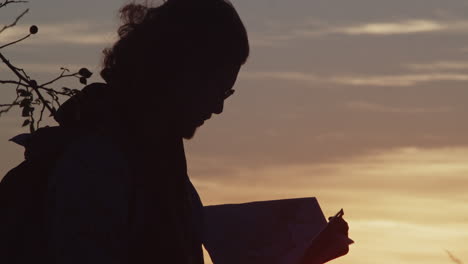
[1,0,468,263]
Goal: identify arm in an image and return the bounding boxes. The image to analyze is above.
[48,135,131,264]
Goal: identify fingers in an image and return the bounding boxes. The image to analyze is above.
[327,217,349,236]
[336,218,349,235]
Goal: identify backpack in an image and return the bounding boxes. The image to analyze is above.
[0,126,81,263]
[0,83,107,263]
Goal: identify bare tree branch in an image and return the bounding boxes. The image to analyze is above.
[0,103,20,107]
[0,96,19,117]
[0,52,55,114]
[0,33,31,49]
[16,67,31,81]
[0,8,28,34]
[0,0,28,8]
[36,102,46,128]
[28,104,35,132]
[0,79,29,87]
[39,69,79,87]
[0,2,90,130]
[38,86,70,96]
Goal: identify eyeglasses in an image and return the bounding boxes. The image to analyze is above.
[223,89,235,100]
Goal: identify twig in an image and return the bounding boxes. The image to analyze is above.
[0,80,22,113]
[38,86,69,96]
[28,106,35,132]
[0,0,28,8]
[0,52,54,115]
[0,0,83,129]
[39,69,79,87]
[0,79,29,87]
[0,8,29,34]
[0,103,20,107]
[0,2,86,129]
[16,67,31,81]
[0,96,19,117]
[36,102,46,128]
[0,33,31,49]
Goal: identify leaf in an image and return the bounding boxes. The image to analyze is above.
[21,107,34,117]
[62,87,74,96]
[22,106,30,117]
[79,77,87,85]
[78,68,93,78]
[20,98,31,108]
[18,89,32,97]
[50,107,57,117]
[22,119,30,127]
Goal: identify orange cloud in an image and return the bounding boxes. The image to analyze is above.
[191,147,468,264]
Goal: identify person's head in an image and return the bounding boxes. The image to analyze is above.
[101,0,249,139]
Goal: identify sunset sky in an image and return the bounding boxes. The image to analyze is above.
[1,0,468,263]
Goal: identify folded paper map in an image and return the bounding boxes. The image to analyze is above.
[203,197,328,264]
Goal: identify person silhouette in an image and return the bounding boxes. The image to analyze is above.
[46,0,350,264]
[49,1,248,263]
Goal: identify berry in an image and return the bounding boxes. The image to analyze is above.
[29,25,38,34]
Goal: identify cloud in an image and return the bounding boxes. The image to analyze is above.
[0,22,115,46]
[332,73,468,86]
[250,19,468,46]
[191,143,468,264]
[242,70,468,87]
[405,61,468,71]
[191,146,468,193]
[241,71,319,82]
[336,20,445,35]
[345,101,453,114]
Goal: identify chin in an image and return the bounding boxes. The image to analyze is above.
[178,118,204,140]
[180,125,198,140]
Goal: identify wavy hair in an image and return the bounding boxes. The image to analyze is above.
[101,0,249,96]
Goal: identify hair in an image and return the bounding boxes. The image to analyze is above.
[101,0,249,98]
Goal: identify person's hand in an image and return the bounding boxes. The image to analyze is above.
[321,216,353,262]
[300,215,353,264]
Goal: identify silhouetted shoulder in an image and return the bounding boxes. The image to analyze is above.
[48,131,131,264]
[49,131,130,188]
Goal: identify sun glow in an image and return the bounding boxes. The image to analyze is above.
[191,147,468,264]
